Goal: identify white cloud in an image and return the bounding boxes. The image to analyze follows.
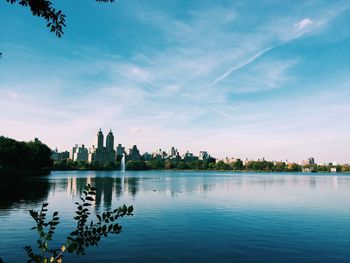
[296,18,314,30]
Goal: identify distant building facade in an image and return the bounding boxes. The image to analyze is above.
[302,157,315,166]
[182,151,198,162]
[116,143,125,161]
[70,144,88,162]
[152,149,167,160]
[51,148,69,161]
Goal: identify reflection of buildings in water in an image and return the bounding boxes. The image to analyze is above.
[62,176,141,210]
[57,174,350,208]
[115,177,123,198]
[103,177,114,210]
[124,177,139,197]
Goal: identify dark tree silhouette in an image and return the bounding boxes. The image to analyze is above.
[0,136,53,176]
[5,0,115,38]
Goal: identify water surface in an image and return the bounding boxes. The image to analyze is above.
[1,171,350,262]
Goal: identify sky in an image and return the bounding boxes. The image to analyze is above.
[1,0,350,163]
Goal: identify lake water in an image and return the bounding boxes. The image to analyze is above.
[1,171,350,262]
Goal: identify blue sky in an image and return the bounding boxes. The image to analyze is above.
[1,0,350,163]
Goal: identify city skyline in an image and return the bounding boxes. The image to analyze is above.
[54,128,333,165]
[1,0,350,163]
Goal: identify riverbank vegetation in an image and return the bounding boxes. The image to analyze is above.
[0,136,52,176]
[53,158,350,173]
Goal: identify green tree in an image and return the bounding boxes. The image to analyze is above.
[0,136,52,176]
[164,160,174,170]
[126,160,147,171]
[231,159,243,170]
[145,159,164,170]
[215,161,230,170]
[176,161,188,170]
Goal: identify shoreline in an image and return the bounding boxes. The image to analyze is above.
[50,169,350,174]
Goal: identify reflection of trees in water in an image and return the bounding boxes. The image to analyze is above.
[0,177,50,211]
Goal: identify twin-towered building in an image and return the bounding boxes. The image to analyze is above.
[88,129,116,164]
[70,129,121,165]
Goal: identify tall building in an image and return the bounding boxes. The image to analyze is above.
[97,128,104,149]
[168,146,178,156]
[106,129,114,151]
[127,145,141,161]
[89,129,116,165]
[70,144,88,162]
[116,144,125,161]
[302,157,316,166]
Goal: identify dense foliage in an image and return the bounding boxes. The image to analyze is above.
[53,159,120,171]
[24,184,133,262]
[53,158,306,172]
[0,136,53,176]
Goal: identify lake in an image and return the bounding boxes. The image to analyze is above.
[1,171,350,262]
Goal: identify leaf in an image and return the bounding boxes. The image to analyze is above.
[42,203,49,207]
[85,196,94,201]
[70,230,78,236]
[127,206,133,213]
[53,211,58,217]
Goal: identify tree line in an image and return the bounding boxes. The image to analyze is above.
[53,158,350,172]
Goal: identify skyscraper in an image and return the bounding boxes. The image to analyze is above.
[106,129,114,151]
[89,129,116,164]
[97,128,104,149]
